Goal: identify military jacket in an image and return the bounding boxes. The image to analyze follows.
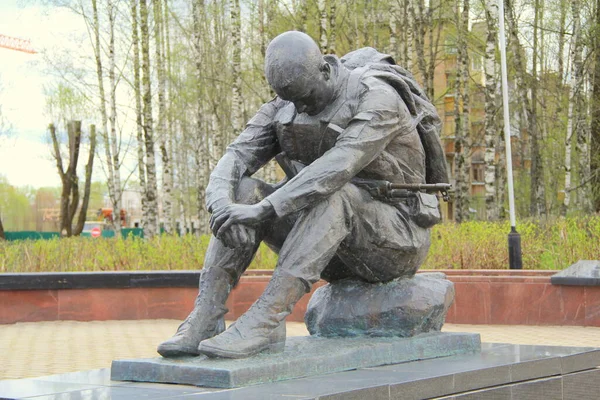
[206,56,426,218]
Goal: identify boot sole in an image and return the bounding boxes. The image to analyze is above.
[157,344,201,357]
[157,318,227,358]
[199,340,285,359]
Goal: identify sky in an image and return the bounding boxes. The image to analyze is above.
[0,0,87,188]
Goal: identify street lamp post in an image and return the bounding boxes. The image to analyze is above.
[497,0,523,269]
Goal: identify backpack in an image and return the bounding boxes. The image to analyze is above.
[339,48,450,185]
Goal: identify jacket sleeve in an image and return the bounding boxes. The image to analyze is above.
[205,100,281,212]
[264,78,416,217]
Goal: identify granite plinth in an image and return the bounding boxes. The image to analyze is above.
[3,343,600,399]
[111,332,480,388]
[552,260,600,286]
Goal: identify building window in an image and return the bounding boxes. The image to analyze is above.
[445,38,457,55]
[471,55,483,72]
[472,163,485,183]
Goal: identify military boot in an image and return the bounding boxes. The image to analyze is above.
[157,266,233,357]
[198,270,309,358]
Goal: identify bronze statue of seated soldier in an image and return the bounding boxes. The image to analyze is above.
[158,30,449,359]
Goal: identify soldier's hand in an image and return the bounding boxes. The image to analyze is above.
[220,224,256,249]
[210,201,275,239]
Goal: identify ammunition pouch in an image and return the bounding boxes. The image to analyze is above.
[410,192,441,228]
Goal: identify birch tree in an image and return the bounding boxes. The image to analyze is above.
[231,0,243,139]
[411,0,430,97]
[505,0,537,215]
[318,0,328,53]
[562,0,583,216]
[131,0,147,228]
[405,0,414,71]
[153,0,173,233]
[328,0,336,54]
[573,0,592,213]
[591,0,600,212]
[388,0,400,60]
[453,0,470,222]
[140,0,160,237]
[483,0,498,220]
[91,0,119,232]
[192,0,210,233]
[529,0,545,217]
[106,0,123,232]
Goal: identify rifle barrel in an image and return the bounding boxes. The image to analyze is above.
[388,183,452,191]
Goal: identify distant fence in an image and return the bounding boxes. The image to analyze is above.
[4,229,144,241]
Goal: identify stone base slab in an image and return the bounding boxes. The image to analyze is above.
[2,343,599,399]
[111,332,481,388]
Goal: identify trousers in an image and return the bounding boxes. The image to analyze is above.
[204,176,431,287]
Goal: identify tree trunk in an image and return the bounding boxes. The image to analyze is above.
[529,0,546,217]
[562,0,583,217]
[389,0,399,60]
[297,0,308,32]
[329,0,336,54]
[318,0,328,53]
[131,0,147,229]
[107,0,122,233]
[140,0,160,237]
[411,0,428,95]
[563,84,575,217]
[591,0,600,212]
[484,0,498,220]
[0,213,5,240]
[231,0,243,140]
[505,0,534,213]
[573,0,592,213]
[74,124,96,235]
[91,0,115,230]
[153,0,173,234]
[49,121,90,237]
[66,121,81,232]
[405,0,414,71]
[164,0,177,232]
[49,123,70,237]
[192,0,210,234]
[454,0,470,223]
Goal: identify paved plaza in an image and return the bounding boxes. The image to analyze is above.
[1,320,600,380]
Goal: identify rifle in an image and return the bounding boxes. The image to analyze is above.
[351,178,452,202]
[275,152,452,202]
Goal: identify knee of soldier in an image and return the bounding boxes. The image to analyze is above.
[308,183,365,216]
[234,177,275,205]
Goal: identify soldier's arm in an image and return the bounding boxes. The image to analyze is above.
[262,78,415,217]
[205,99,281,213]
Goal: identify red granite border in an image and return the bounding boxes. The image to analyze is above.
[1,270,598,327]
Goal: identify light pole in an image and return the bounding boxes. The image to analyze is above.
[497,0,523,269]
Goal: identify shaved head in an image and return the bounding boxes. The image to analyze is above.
[264,31,336,115]
[265,31,324,91]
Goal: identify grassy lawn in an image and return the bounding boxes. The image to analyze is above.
[1,217,598,273]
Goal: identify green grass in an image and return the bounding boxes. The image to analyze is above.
[424,216,600,270]
[1,216,598,272]
[0,235,278,273]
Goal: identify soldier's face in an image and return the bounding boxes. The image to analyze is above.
[273,65,333,116]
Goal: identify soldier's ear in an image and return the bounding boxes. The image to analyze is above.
[320,62,331,80]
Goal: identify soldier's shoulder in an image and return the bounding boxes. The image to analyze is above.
[348,67,401,100]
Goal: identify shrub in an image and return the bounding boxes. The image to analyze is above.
[423,216,600,269]
[1,216,598,272]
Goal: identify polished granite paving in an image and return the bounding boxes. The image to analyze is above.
[1,343,599,400]
[3,320,600,380]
